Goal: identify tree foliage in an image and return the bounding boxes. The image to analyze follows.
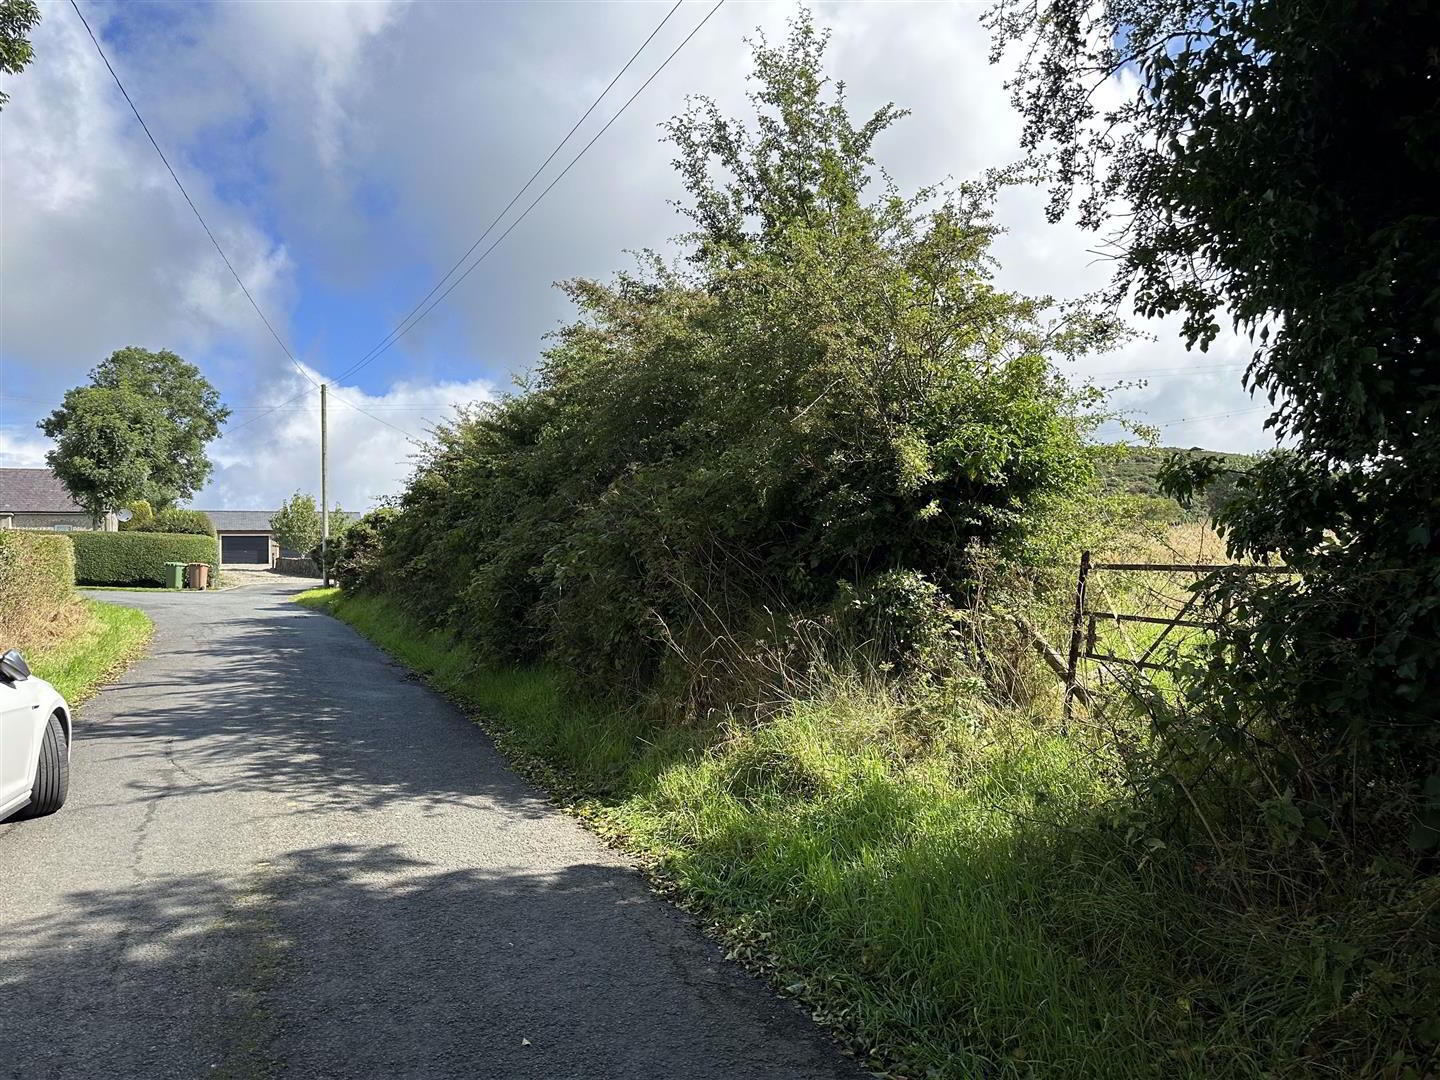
[271,492,321,556]
[40,348,230,515]
[0,0,39,111]
[373,15,1127,703]
[988,0,1440,844]
[1096,445,1251,518]
[333,507,396,593]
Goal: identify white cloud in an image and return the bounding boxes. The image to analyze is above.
[203,368,496,513]
[0,9,294,376]
[0,428,50,468]
[2,0,1281,512]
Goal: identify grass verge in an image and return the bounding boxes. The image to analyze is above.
[77,585,187,593]
[27,598,153,703]
[297,586,1439,1080]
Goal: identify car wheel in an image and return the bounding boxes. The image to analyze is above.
[14,712,69,819]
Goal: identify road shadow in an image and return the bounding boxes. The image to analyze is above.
[0,842,861,1080]
[78,587,554,818]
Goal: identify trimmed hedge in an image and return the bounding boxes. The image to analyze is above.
[133,508,215,536]
[70,531,218,586]
[0,531,77,642]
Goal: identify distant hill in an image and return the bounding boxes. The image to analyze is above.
[1097,445,1254,514]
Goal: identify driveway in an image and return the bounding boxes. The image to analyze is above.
[0,582,863,1080]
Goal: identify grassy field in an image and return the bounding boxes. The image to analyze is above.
[26,599,152,703]
[297,585,1424,1079]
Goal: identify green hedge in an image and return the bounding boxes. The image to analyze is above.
[133,508,215,536]
[70,531,218,586]
[0,531,76,642]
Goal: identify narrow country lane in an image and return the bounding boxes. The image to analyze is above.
[0,582,863,1080]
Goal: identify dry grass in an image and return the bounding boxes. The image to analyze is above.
[0,531,87,652]
[1099,519,1230,564]
[27,599,152,703]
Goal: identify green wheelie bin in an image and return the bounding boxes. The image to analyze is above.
[164,561,188,589]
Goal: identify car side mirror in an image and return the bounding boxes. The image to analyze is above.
[0,649,31,683]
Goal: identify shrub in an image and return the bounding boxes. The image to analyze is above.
[133,508,214,536]
[117,499,154,531]
[0,531,77,646]
[70,531,218,586]
[333,508,396,593]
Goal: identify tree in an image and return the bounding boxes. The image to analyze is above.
[324,506,351,545]
[988,0,1440,843]
[0,0,40,111]
[271,492,321,556]
[40,348,230,515]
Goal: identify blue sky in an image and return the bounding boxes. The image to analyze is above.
[0,1,1274,510]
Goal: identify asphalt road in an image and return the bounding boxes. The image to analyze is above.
[0,582,864,1080]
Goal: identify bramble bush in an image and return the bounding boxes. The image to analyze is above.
[332,508,395,594]
[373,17,1127,707]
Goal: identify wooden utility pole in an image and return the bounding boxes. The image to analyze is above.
[320,383,330,587]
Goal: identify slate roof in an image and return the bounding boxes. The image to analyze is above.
[200,510,277,532]
[196,509,362,532]
[0,468,85,513]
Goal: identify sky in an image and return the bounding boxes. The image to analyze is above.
[0,0,1276,512]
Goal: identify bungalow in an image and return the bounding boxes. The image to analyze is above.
[0,468,117,531]
[0,469,356,567]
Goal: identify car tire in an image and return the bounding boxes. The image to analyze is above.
[14,712,69,819]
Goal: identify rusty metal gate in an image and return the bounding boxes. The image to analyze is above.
[1062,552,1295,717]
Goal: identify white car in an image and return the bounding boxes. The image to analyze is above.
[0,649,71,821]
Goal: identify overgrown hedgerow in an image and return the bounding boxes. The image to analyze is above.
[375,16,1128,706]
[318,12,1439,1077]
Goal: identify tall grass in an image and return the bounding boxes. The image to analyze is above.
[26,599,152,704]
[298,587,1437,1079]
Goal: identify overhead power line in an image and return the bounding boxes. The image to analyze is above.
[327,390,426,440]
[222,386,314,437]
[334,0,727,385]
[1084,363,1246,379]
[1154,405,1272,428]
[336,0,686,385]
[69,0,321,390]
[222,385,432,442]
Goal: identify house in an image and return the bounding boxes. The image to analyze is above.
[201,509,361,567]
[0,468,117,531]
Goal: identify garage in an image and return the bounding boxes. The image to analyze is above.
[220,534,270,565]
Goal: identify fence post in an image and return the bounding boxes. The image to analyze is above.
[1064,550,1092,719]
